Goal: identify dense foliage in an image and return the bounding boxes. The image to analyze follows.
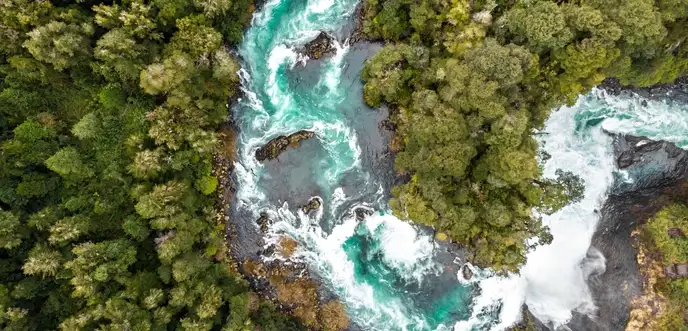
[361,0,688,272]
[0,0,309,330]
[645,203,688,330]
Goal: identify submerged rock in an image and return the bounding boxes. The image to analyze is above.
[299,32,336,60]
[255,130,315,161]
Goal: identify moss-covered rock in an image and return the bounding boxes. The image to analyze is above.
[255,130,315,161]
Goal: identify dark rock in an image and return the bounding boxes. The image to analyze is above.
[299,32,336,60]
[300,197,322,214]
[255,130,315,162]
[354,207,373,221]
[616,137,665,169]
[612,135,688,193]
[378,119,396,131]
[668,227,685,238]
[506,306,549,331]
[256,213,270,233]
[665,265,679,278]
[461,264,473,280]
[599,76,688,104]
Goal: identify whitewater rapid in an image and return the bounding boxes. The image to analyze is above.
[458,89,688,330]
[231,0,688,330]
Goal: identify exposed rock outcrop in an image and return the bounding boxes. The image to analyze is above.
[664,264,688,279]
[255,130,315,161]
[599,77,688,104]
[461,264,473,281]
[299,32,336,60]
[301,197,322,214]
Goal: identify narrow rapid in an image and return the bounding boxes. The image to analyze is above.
[232,0,470,330]
[457,89,688,330]
[231,0,688,330]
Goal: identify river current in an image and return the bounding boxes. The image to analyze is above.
[230,0,688,330]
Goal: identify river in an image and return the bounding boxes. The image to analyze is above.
[230,0,688,330]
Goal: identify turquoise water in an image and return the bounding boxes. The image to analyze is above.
[231,0,688,329]
[232,0,471,330]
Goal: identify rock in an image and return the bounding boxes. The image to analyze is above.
[668,227,685,238]
[255,130,315,161]
[299,32,336,60]
[664,264,688,278]
[565,134,688,331]
[461,264,473,280]
[616,136,665,169]
[599,76,688,104]
[354,207,373,221]
[300,197,322,214]
[665,265,679,278]
[378,119,396,131]
[678,264,688,277]
[256,213,270,233]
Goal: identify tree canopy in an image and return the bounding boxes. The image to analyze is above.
[0,0,313,330]
[361,0,687,272]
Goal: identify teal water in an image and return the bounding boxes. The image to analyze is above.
[232,0,471,330]
[231,0,688,329]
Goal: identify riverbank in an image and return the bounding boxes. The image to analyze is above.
[600,77,688,104]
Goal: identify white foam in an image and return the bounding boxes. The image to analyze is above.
[458,88,688,330]
[267,207,441,331]
[375,217,439,284]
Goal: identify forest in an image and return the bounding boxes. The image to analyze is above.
[360,0,688,272]
[1,0,688,328]
[642,202,688,330]
[0,0,314,329]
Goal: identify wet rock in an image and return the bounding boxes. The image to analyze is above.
[616,137,665,169]
[256,213,270,233]
[300,197,322,214]
[299,32,336,60]
[461,264,473,280]
[354,207,373,221]
[255,130,315,162]
[599,76,688,104]
[612,134,688,194]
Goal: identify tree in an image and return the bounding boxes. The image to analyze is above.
[45,147,94,180]
[0,210,25,250]
[140,52,194,95]
[167,15,222,58]
[23,20,94,71]
[502,1,574,53]
[22,245,63,278]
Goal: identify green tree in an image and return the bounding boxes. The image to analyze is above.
[23,20,94,71]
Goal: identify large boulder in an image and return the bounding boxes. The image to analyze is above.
[300,197,322,215]
[299,32,336,60]
[255,130,315,162]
